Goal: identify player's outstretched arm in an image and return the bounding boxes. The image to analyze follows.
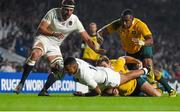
[80,31,106,54]
[122,56,143,69]
[120,68,148,85]
[96,27,110,44]
[97,19,122,44]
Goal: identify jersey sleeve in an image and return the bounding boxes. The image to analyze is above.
[85,77,98,89]
[81,70,97,89]
[42,9,54,24]
[117,57,126,65]
[75,17,85,33]
[76,58,98,89]
[111,57,126,72]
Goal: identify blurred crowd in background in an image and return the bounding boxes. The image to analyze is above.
[0,0,180,80]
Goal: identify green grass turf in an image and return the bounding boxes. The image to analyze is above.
[0,93,179,111]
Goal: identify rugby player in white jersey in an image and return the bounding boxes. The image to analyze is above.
[13,0,105,96]
[64,57,149,96]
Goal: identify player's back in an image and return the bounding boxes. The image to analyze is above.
[110,57,128,73]
[75,58,107,85]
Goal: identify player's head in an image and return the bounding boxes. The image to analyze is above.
[102,88,119,96]
[120,9,134,29]
[61,0,75,20]
[64,56,78,75]
[89,22,97,35]
[96,55,111,67]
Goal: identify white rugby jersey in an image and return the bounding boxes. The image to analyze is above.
[74,58,120,89]
[40,8,85,45]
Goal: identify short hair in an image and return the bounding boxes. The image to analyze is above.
[64,57,77,66]
[121,9,133,17]
[96,55,110,66]
[61,0,75,8]
[89,22,96,26]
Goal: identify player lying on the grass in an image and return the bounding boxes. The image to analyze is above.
[64,56,150,96]
[96,55,161,96]
[97,56,176,97]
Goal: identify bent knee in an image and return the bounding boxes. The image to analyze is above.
[154,89,162,97]
[31,49,43,60]
[154,93,162,97]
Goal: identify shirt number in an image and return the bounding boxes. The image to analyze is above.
[89,66,97,71]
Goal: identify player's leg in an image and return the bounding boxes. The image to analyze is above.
[127,46,155,83]
[141,46,155,84]
[38,51,64,96]
[13,41,44,94]
[154,70,176,97]
[138,77,161,96]
[143,58,155,83]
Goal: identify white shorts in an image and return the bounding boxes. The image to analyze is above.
[33,35,62,57]
[103,68,121,87]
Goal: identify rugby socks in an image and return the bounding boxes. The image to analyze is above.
[42,73,57,90]
[19,63,34,85]
[146,66,155,83]
[158,77,172,93]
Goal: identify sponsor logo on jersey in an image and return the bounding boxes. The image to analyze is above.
[69,21,73,26]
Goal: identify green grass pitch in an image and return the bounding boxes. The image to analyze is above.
[0,93,180,111]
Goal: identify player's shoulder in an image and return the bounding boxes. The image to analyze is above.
[48,8,60,13]
[134,18,147,26]
[134,18,143,23]
[75,58,82,63]
[75,58,88,65]
[70,14,77,19]
[117,57,126,63]
[110,59,117,63]
[118,56,125,60]
[45,8,61,16]
[70,14,79,21]
[75,58,86,72]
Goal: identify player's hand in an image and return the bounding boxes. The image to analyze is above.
[52,32,64,39]
[73,91,84,96]
[95,48,107,55]
[136,61,143,69]
[96,32,104,45]
[97,37,104,45]
[132,38,145,46]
